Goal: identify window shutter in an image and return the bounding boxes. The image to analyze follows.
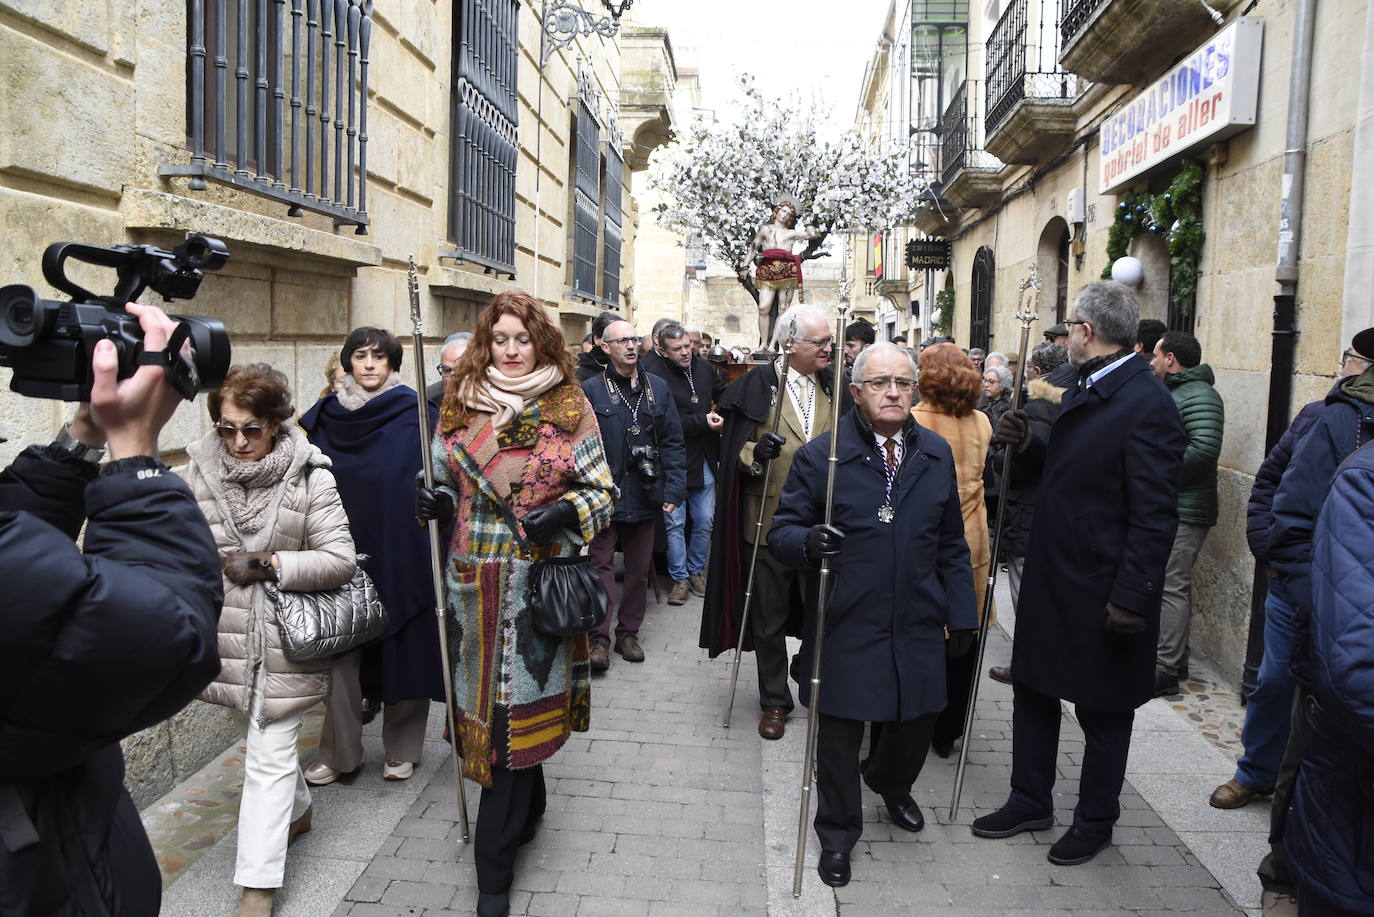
[602,145,624,305]
[572,100,601,297]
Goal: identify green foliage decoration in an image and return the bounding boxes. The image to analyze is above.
[933,288,955,338]
[1101,159,1205,314]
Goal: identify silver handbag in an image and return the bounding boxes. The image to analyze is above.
[265,554,389,661]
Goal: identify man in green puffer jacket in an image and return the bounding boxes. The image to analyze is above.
[1150,330,1225,696]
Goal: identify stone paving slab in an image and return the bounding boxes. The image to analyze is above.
[149,571,1270,915]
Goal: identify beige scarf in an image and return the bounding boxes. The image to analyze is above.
[462,363,564,430]
[336,370,403,411]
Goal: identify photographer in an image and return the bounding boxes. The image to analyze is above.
[0,303,223,916]
[582,319,686,672]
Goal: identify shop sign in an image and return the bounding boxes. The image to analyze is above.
[905,239,951,270]
[1100,18,1263,194]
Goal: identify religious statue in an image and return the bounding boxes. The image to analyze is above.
[738,200,822,350]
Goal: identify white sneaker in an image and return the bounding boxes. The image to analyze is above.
[383,760,414,781]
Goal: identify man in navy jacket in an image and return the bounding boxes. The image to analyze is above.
[972,282,1185,867]
[0,304,223,916]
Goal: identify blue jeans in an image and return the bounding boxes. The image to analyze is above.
[665,462,715,582]
[1233,579,1297,791]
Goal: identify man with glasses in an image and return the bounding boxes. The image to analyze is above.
[974,281,1185,867]
[768,342,977,887]
[583,320,686,672]
[701,304,847,740]
[424,332,471,405]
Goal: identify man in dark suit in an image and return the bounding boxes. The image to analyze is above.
[769,342,978,888]
[972,281,1185,866]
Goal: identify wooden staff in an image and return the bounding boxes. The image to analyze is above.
[792,302,848,897]
[408,255,470,842]
[948,265,1041,821]
[721,324,796,728]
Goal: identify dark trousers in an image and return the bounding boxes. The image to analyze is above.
[1258,686,1309,896]
[590,518,655,640]
[1008,682,1134,839]
[934,631,980,745]
[815,712,937,853]
[750,545,800,711]
[474,765,546,895]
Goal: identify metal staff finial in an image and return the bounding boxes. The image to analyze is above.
[949,262,1040,821]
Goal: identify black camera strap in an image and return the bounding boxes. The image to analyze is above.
[136,321,199,401]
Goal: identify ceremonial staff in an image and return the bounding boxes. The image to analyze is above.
[721,320,796,728]
[949,265,1040,821]
[407,255,471,843]
[792,300,848,897]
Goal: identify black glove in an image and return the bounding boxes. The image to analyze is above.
[521,500,579,543]
[804,523,845,567]
[754,432,786,463]
[415,472,455,528]
[223,551,276,585]
[992,409,1032,452]
[1104,602,1145,636]
[946,629,976,658]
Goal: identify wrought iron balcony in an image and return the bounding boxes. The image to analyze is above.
[939,81,1002,209]
[984,0,1078,164]
[163,0,373,232]
[1059,0,1220,84]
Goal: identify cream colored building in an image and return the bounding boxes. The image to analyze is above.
[857,0,1374,682]
[0,1,680,804]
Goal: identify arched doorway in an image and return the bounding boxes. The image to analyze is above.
[1036,218,1072,326]
[970,246,994,352]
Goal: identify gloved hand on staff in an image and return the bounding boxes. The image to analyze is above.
[754,432,787,462]
[992,408,1033,452]
[804,523,845,567]
[414,472,455,528]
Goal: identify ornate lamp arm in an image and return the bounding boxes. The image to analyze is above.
[541,0,634,67]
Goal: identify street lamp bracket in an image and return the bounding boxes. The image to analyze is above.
[541,0,634,67]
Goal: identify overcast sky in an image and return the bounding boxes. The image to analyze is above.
[629,0,894,130]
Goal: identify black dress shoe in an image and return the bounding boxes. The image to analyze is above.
[1047,827,1111,865]
[884,795,925,832]
[817,850,850,887]
[931,736,955,759]
[476,891,510,917]
[1154,671,1180,698]
[970,806,1054,838]
[988,665,1012,685]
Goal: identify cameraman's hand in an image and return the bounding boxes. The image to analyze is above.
[89,303,185,460]
[223,551,277,585]
[754,432,786,463]
[67,404,107,450]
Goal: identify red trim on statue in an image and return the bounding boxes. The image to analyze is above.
[755,248,803,291]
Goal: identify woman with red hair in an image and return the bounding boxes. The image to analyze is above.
[415,291,615,917]
[913,342,994,757]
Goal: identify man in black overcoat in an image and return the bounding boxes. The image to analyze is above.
[972,281,1185,866]
[769,342,978,888]
[700,305,848,740]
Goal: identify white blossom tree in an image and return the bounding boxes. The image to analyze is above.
[648,77,926,303]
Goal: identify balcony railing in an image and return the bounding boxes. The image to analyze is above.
[986,0,1074,134]
[164,0,374,232]
[1060,0,1105,47]
[940,80,999,187]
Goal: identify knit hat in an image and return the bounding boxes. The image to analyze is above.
[1352,327,1374,362]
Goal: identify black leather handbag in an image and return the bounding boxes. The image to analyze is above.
[490,494,608,638]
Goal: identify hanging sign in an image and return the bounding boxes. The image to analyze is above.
[906,239,951,270]
[1100,18,1263,194]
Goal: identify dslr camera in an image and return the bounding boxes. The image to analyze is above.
[0,235,232,401]
[630,444,660,485]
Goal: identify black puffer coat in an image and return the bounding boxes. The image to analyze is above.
[0,446,222,916]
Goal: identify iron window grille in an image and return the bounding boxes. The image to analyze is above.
[170,0,374,232]
[571,100,601,299]
[1059,0,1106,46]
[939,79,999,186]
[986,0,1074,134]
[446,0,519,276]
[602,143,624,306]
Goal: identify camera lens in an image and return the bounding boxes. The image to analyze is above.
[0,285,42,347]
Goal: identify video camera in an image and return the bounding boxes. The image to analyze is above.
[0,235,232,401]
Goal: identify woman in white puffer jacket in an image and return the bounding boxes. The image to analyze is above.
[182,363,355,917]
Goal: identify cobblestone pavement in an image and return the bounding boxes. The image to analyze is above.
[155,575,1269,916]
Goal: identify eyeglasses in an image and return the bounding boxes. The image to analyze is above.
[1062,319,1087,331]
[860,376,916,392]
[1341,350,1371,367]
[797,336,833,350]
[215,422,268,441]
[436,364,454,376]
[605,336,641,347]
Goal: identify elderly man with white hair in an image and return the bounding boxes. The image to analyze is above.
[701,304,846,740]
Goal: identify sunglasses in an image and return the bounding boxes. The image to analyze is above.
[215,422,269,441]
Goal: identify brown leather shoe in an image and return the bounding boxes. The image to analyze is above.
[615,633,645,662]
[687,573,707,597]
[1209,777,1273,809]
[668,580,689,605]
[287,806,312,844]
[758,708,786,740]
[235,887,274,917]
[590,638,610,673]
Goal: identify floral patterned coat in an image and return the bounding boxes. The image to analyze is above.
[432,381,615,788]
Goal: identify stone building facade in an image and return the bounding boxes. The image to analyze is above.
[0,1,679,805]
[854,0,1374,681]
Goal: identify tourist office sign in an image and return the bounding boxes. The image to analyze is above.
[1100,18,1263,195]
